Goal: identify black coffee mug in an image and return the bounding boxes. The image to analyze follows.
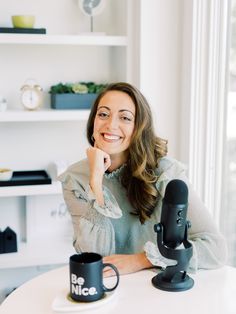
[69,252,119,302]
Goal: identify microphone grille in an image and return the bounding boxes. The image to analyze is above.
[164,179,188,204]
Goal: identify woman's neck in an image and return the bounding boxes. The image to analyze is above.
[108,152,128,172]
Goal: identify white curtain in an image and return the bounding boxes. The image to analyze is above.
[221,0,236,267]
[188,0,236,266]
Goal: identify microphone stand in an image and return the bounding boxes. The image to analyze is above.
[152,221,194,292]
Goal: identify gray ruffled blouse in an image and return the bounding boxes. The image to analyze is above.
[58,156,227,272]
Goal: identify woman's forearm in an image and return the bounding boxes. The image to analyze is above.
[103,252,153,276]
[90,177,104,206]
[137,252,153,269]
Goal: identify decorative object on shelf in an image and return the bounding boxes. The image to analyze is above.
[11,15,35,28]
[26,195,73,245]
[20,79,43,110]
[0,170,51,187]
[0,96,7,111]
[0,168,13,181]
[78,0,106,33]
[0,227,18,254]
[50,81,107,110]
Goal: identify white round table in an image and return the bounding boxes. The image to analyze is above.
[0,266,236,314]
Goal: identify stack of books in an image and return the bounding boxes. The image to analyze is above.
[0,27,46,34]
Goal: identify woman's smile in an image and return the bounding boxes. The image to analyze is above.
[101,132,122,142]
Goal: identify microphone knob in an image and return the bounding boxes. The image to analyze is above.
[154,223,162,233]
[176,218,183,226]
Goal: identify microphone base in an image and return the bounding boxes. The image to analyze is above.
[152,272,194,292]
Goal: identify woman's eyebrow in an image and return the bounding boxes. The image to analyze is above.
[97,105,110,111]
[98,106,135,116]
[119,109,135,117]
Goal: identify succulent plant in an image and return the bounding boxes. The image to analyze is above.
[49,82,108,94]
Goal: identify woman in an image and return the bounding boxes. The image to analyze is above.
[59,82,227,276]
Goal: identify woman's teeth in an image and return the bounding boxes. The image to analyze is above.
[103,134,121,140]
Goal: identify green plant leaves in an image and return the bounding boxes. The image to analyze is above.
[49,82,108,94]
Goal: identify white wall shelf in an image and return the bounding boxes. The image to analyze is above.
[0,34,128,46]
[0,0,131,299]
[0,109,90,122]
[0,182,62,198]
[0,240,74,269]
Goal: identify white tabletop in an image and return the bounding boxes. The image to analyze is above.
[0,265,236,314]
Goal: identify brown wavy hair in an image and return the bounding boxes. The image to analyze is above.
[87,82,168,224]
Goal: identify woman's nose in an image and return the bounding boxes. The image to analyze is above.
[106,116,119,129]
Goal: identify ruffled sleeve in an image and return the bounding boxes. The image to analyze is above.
[58,168,122,256]
[186,188,228,272]
[144,241,177,269]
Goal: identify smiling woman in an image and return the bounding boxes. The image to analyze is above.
[92,90,135,168]
[86,82,167,223]
[58,82,227,276]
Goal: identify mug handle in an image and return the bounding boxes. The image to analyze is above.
[102,263,120,292]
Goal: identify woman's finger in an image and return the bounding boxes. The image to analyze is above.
[104,155,111,171]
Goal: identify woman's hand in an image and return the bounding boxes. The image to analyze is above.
[103,253,153,277]
[86,145,111,206]
[86,146,111,180]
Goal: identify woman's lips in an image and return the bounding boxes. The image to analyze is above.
[102,133,122,142]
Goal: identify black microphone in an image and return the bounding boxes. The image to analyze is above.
[161,179,188,249]
[152,179,194,292]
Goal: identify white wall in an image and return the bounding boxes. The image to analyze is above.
[138,0,185,159]
[136,0,193,162]
[179,0,193,166]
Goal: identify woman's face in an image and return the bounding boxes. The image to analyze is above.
[93,90,136,160]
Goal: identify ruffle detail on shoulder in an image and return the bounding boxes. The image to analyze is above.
[155,157,188,198]
[58,172,78,191]
[104,163,127,179]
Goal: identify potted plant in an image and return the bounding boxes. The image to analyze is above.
[49,82,107,110]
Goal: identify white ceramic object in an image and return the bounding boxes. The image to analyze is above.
[0,169,13,181]
[52,289,117,312]
[0,96,7,112]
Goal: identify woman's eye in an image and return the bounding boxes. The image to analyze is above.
[121,116,132,122]
[97,112,109,118]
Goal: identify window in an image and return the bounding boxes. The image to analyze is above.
[221,0,236,267]
[187,0,236,266]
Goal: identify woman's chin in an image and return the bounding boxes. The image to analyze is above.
[96,143,117,155]
[95,141,128,158]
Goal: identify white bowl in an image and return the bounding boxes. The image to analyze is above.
[0,169,13,181]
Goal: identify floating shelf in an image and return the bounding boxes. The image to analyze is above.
[0,109,90,122]
[0,181,62,197]
[0,34,128,46]
[0,240,74,269]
